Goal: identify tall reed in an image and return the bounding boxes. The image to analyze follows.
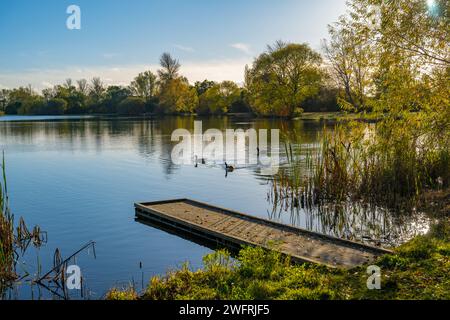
[0,153,15,284]
[271,122,449,210]
[0,154,45,292]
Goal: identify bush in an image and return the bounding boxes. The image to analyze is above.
[105,288,138,300]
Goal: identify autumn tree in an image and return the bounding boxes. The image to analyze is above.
[158,78,198,114]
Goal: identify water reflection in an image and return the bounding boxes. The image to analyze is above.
[269,200,430,247]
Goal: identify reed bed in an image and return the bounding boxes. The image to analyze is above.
[1,153,93,299]
[0,154,15,285]
[271,122,449,211]
[0,154,45,293]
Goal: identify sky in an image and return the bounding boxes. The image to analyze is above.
[0,0,348,91]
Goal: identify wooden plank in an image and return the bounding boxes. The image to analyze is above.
[135,199,392,269]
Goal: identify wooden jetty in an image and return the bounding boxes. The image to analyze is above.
[135,199,392,269]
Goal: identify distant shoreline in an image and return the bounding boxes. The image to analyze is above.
[0,111,376,123]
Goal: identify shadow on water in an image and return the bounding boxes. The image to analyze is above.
[135,217,242,258]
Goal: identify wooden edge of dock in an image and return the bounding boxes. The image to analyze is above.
[135,198,393,268]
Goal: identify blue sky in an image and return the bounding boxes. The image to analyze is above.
[0,0,348,90]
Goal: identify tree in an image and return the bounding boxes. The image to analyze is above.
[194,80,216,96]
[52,84,85,114]
[130,71,158,101]
[116,97,146,116]
[76,79,89,95]
[302,85,340,112]
[104,86,131,114]
[42,88,56,101]
[89,77,105,103]
[323,21,375,112]
[42,98,67,115]
[88,77,106,113]
[0,89,9,113]
[246,42,323,117]
[337,0,449,118]
[158,53,181,83]
[63,78,75,90]
[355,0,449,66]
[158,78,198,114]
[17,96,46,115]
[4,86,36,114]
[197,81,241,115]
[326,0,450,193]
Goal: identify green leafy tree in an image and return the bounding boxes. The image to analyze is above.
[336,0,449,115]
[17,97,46,115]
[4,86,36,114]
[130,71,158,101]
[246,41,323,117]
[104,86,131,114]
[194,80,216,96]
[197,81,241,115]
[42,98,67,115]
[53,84,86,114]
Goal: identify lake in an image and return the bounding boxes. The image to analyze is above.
[0,115,430,299]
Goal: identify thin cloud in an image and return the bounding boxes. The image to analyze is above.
[174,44,195,53]
[102,53,121,59]
[230,43,252,55]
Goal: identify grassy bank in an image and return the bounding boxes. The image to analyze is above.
[107,196,449,300]
[295,112,376,121]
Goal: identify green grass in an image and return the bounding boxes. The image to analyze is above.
[107,219,450,300]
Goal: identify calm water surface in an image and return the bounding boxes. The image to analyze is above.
[0,116,430,299]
